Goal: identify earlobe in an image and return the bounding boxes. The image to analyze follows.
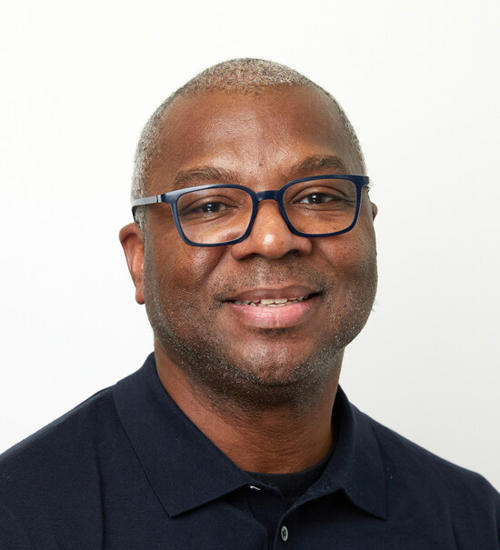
[371,202,378,220]
[119,223,145,305]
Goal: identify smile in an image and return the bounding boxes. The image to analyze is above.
[225,291,320,329]
[232,296,310,306]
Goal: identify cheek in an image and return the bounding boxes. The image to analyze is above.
[321,226,378,296]
[144,237,224,302]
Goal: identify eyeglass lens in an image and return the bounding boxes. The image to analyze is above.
[176,178,358,245]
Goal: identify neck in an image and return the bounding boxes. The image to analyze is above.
[154,342,342,474]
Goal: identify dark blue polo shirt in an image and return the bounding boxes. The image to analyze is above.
[0,353,498,549]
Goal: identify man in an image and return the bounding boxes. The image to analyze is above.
[0,59,498,549]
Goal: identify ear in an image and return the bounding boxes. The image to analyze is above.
[371,202,378,220]
[119,223,145,305]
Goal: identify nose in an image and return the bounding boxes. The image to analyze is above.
[230,199,313,260]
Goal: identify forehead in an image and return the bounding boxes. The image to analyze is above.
[149,87,358,193]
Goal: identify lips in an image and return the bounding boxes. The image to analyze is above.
[233,296,310,306]
[223,285,321,329]
[225,285,320,304]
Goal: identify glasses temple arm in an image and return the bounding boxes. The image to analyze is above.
[131,195,163,208]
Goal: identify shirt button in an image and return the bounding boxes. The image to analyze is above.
[280,525,289,542]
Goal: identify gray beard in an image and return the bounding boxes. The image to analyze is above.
[144,251,377,414]
[146,289,371,414]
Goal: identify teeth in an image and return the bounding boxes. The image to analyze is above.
[260,298,287,305]
[233,295,308,306]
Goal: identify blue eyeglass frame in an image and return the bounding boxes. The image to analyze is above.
[131,174,370,247]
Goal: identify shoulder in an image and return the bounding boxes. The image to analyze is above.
[0,385,118,475]
[0,385,131,548]
[356,405,500,516]
[0,386,121,514]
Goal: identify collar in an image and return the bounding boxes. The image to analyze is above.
[113,353,387,519]
[309,387,387,519]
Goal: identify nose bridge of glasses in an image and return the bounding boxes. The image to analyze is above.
[248,188,293,240]
[252,188,287,223]
[254,189,281,203]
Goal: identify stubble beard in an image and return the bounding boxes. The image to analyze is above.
[144,264,377,414]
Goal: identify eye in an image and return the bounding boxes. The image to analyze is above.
[289,181,356,208]
[193,201,229,214]
[178,193,242,220]
[298,192,339,205]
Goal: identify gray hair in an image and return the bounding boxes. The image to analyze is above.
[132,58,365,231]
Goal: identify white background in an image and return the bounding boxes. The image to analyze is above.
[1,0,499,488]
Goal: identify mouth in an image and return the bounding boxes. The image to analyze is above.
[225,284,321,303]
[231,293,318,307]
[223,286,322,329]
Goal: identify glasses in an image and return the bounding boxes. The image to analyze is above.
[131,174,369,247]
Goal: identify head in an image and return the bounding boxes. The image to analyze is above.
[131,59,366,231]
[120,58,377,411]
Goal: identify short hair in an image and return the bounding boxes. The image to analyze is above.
[132,58,365,231]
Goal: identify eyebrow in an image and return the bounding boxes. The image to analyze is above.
[288,155,348,176]
[169,154,348,191]
[171,166,241,190]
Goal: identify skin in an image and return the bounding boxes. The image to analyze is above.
[120,86,378,473]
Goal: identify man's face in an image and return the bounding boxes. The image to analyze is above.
[131,86,377,403]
